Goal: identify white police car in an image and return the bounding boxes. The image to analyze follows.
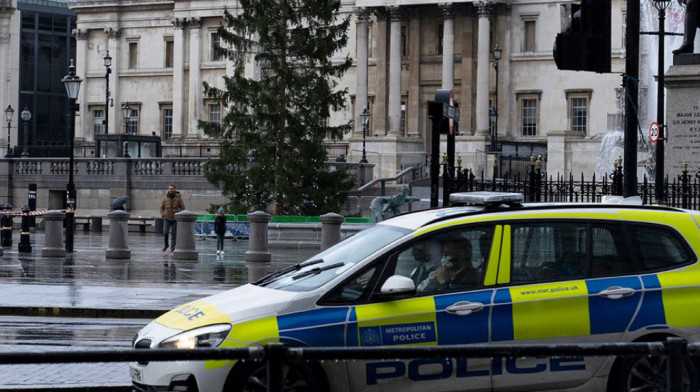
[130,192,700,392]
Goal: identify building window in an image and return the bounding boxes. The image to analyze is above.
[128,42,138,69]
[524,20,536,52]
[567,90,592,133]
[437,23,443,55]
[401,100,407,135]
[210,33,223,61]
[93,109,104,134]
[208,103,221,124]
[165,39,174,68]
[401,25,408,57]
[518,93,540,136]
[126,107,139,134]
[162,107,173,140]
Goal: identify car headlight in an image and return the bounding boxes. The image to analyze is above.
[159,324,231,349]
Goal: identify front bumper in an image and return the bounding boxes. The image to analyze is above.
[132,374,198,392]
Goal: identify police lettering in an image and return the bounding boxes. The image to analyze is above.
[175,305,206,321]
[366,356,585,385]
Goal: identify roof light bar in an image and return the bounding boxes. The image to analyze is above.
[449,191,524,206]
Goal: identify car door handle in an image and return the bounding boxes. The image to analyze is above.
[599,286,636,300]
[446,301,484,316]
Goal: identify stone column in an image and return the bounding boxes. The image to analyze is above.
[171,18,187,140]
[172,210,198,260]
[0,11,11,113]
[388,6,403,136]
[245,210,271,262]
[475,1,493,136]
[42,210,66,257]
[106,210,130,259]
[105,28,121,135]
[441,4,455,90]
[73,29,89,142]
[187,18,202,139]
[355,7,370,135]
[320,213,344,251]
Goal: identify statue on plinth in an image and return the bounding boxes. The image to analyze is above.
[673,0,699,54]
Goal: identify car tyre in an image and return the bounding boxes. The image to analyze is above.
[225,360,320,392]
[610,354,699,392]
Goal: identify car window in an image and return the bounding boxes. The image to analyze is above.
[384,227,493,297]
[590,223,632,277]
[511,222,588,283]
[627,224,694,273]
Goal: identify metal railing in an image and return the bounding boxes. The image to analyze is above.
[1,338,695,392]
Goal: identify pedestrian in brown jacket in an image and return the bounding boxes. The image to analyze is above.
[160,184,185,253]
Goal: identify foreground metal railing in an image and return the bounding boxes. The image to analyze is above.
[0,338,696,392]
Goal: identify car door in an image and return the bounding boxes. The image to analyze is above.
[327,225,498,392]
[490,220,643,391]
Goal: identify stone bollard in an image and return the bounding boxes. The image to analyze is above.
[42,210,66,257]
[106,210,131,259]
[172,210,198,260]
[245,211,271,262]
[320,212,344,251]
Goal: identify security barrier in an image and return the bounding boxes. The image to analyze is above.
[0,338,697,392]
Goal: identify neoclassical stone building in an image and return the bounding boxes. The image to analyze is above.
[64,0,628,177]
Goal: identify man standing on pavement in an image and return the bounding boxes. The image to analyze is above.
[160,184,185,253]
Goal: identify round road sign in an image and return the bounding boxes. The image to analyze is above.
[649,122,659,143]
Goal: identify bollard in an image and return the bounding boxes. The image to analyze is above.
[1,211,13,247]
[320,212,344,251]
[245,211,271,262]
[172,210,198,261]
[41,210,66,257]
[106,210,131,259]
[18,205,31,253]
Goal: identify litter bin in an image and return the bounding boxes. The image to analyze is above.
[155,218,163,234]
[91,217,103,232]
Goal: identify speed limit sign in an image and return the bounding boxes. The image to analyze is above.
[649,122,660,143]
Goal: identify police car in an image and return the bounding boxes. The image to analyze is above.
[130,192,700,392]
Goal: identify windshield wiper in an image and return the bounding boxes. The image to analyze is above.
[291,262,344,280]
[255,259,324,285]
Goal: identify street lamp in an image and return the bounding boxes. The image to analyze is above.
[121,102,131,158]
[61,59,82,252]
[653,0,671,205]
[359,106,369,164]
[20,107,31,157]
[4,105,14,158]
[104,51,112,135]
[490,43,502,152]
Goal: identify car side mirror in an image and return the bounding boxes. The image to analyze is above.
[376,275,416,299]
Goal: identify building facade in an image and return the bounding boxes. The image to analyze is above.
[65,0,628,177]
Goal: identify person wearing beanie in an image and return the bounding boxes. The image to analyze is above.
[214,207,227,255]
[160,184,185,253]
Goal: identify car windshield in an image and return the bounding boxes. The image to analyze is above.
[257,224,410,292]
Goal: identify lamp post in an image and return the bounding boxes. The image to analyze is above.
[653,0,671,205]
[4,105,14,158]
[61,59,82,252]
[121,102,131,158]
[20,107,31,157]
[490,43,502,152]
[104,51,112,135]
[359,106,369,164]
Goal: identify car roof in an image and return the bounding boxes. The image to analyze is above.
[377,192,690,232]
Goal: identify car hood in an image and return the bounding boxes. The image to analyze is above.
[154,284,298,333]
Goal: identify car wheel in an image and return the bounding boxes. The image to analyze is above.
[610,354,699,392]
[226,360,320,392]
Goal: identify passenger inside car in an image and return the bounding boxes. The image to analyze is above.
[417,240,479,293]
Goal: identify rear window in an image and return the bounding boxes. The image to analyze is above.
[627,224,694,273]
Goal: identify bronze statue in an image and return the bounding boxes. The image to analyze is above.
[370,186,420,222]
[673,0,699,54]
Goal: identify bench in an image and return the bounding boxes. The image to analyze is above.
[74,215,103,232]
[128,216,155,233]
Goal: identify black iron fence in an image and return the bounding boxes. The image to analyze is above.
[445,157,700,209]
[1,338,696,392]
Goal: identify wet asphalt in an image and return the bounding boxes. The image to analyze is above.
[0,229,317,391]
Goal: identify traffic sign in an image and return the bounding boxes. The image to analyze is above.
[649,122,659,143]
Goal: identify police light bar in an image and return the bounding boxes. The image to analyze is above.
[449,192,524,206]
